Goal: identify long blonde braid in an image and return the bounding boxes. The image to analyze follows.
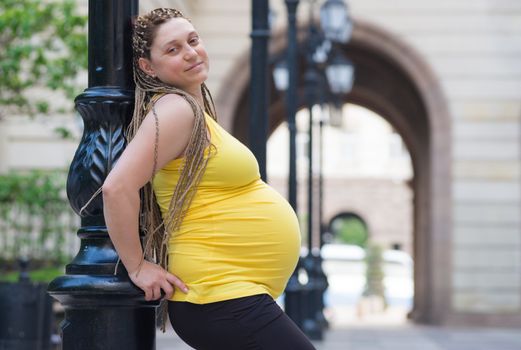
[131,8,217,330]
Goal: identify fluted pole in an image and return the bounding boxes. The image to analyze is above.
[286,0,299,211]
[48,2,158,349]
[282,0,305,329]
[250,0,270,181]
[301,11,323,340]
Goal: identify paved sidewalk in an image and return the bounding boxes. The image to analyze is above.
[156,324,521,350]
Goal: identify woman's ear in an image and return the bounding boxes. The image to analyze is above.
[138,57,156,78]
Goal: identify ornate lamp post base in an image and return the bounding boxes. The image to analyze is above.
[48,206,158,349]
[47,1,154,348]
[49,276,156,350]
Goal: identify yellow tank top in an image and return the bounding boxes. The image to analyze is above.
[152,112,301,303]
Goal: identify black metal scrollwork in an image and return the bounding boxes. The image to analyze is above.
[67,90,133,220]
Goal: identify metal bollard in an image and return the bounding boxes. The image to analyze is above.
[313,252,329,330]
[284,257,304,328]
[0,259,53,350]
[301,254,323,340]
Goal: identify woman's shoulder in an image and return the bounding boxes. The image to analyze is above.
[153,93,193,112]
[151,93,195,124]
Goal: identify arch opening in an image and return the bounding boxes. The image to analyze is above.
[216,19,452,325]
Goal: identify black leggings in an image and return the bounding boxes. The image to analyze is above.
[168,294,316,350]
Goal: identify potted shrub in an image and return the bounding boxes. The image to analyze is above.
[357,243,387,317]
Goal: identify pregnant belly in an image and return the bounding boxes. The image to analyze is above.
[167,183,301,301]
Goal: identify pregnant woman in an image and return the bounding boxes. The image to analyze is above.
[101,8,316,350]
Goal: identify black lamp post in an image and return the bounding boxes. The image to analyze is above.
[274,0,353,337]
[48,2,158,349]
[316,107,329,331]
[300,2,327,339]
[285,0,300,213]
[317,49,355,332]
[273,0,301,220]
[274,0,304,329]
[319,13,355,254]
[250,0,270,181]
[301,0,353,340]
[320,3,355,337]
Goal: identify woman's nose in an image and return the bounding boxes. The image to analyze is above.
[184,45,197,60]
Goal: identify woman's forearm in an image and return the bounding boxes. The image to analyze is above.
[102,181,188,300]
[102,185,144,274]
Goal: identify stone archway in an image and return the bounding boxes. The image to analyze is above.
[216,19,452,325]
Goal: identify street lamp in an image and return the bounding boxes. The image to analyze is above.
[278,0,303,329]
[320,0,353,129]
[275,0,353,337]
[250,0,270,181]
[326,53,355,95]
[272,58,307,328]
[320,0,353,44]
[301,0,353,340]
[326,52,355,127]
[273,60,290,92]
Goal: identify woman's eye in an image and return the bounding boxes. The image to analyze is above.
[168,47,177,53]
[190,37,199,45]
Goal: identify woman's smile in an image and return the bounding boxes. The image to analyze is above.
[185,61,204,72]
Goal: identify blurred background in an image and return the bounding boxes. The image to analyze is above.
[1,1,520,348]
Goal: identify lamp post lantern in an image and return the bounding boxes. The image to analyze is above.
[323,54,354,129]
[325,53,354,129]
[273,60,290,92]
[320,0,352,44]
[326,54,355,95]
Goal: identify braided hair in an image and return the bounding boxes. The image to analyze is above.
[131,8,217,329]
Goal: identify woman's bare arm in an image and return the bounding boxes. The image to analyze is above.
[102,94,196,300]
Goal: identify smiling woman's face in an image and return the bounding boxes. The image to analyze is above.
[138,17,209,92]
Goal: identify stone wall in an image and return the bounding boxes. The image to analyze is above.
[343,0,521,317]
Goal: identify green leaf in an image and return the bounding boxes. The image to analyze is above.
[0,0,87,117]
[0,170,76,262]
[36,101,49,113]
[53,126,73,140]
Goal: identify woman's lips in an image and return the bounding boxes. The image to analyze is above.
[185,62,203,71]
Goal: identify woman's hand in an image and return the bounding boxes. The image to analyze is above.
[128,260,189,301]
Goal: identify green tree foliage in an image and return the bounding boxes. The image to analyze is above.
[0,0,87,117]
[332,215,368,247]
[0,170,78,265]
